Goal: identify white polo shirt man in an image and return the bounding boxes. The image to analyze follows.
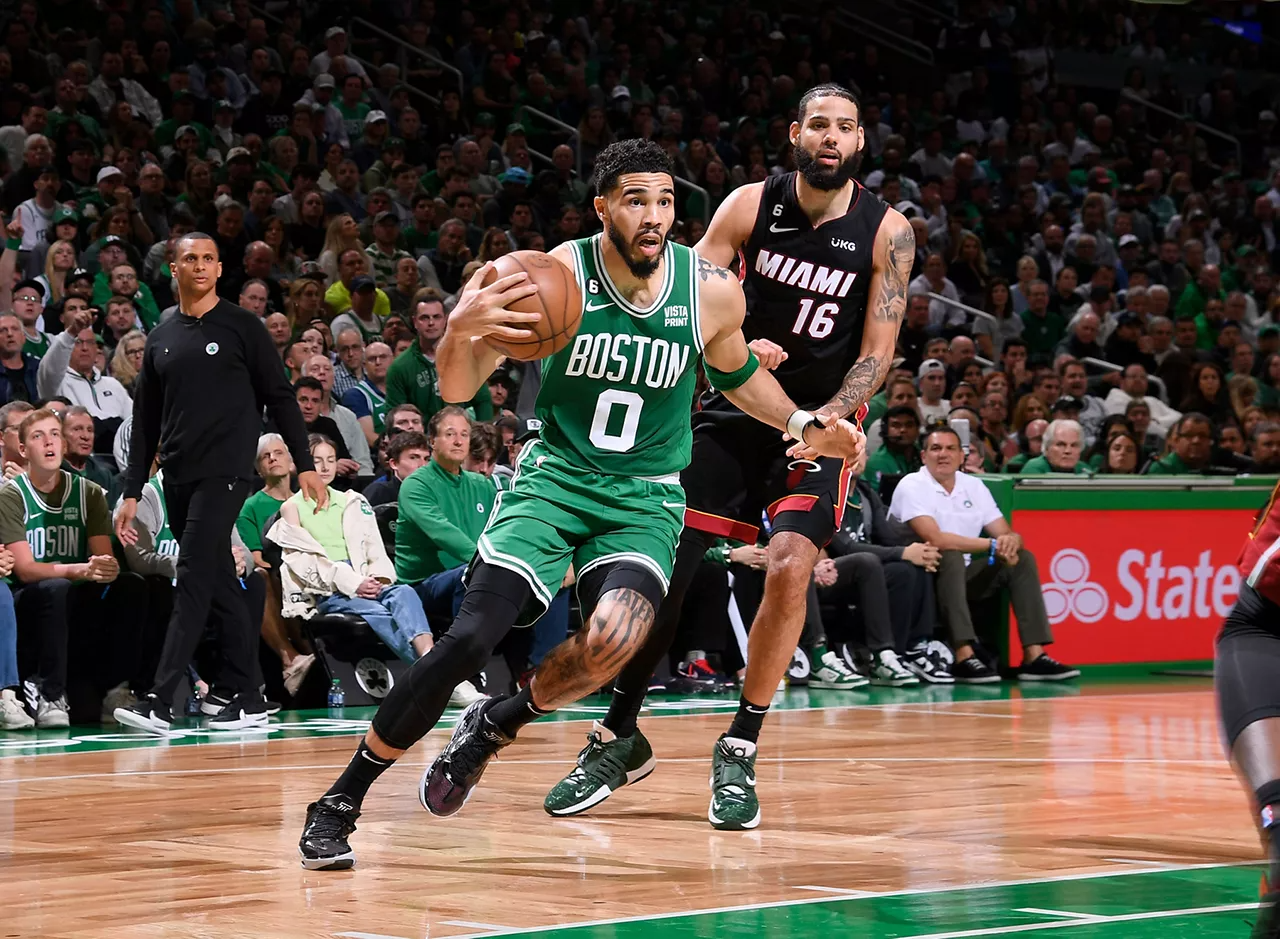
[888,465,1003,560]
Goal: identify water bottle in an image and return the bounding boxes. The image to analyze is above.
[327,679,345,709]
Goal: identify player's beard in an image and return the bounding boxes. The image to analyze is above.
[794,144,862,191]
[607,220,666,279]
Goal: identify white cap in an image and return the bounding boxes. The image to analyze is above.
[365,110,388,125]
[918,358,946,378]
[1118,233,1140,248]
[96,165,124,183]
[325,26,346,39]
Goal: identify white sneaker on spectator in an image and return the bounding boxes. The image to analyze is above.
[869,649,921,686]
[448,681,485,708]
[35,694,70,728]
[100,683,136,723]
[0,689,34,729]
[283,653,317,697]
[810,651,870,689]
[903,642,955,685]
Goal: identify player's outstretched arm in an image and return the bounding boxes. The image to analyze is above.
[698,256,865,462]
[815,209,914,423]
[437,263,542,405]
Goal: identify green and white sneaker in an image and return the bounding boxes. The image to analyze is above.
[708,735,760,830]
[809,650,869,689]
[543,721,656,816]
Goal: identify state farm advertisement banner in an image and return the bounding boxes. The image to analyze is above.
[1013,509,1257,664]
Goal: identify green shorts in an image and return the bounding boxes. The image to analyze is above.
[476,440,685,624]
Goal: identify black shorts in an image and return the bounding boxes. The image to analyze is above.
[1216,582,1280,747]
[680,398,855,549]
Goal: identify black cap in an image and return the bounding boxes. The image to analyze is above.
[13,278,44,299]
[515,417,544,443]
[374,210,400,225]
[1051,395,1083,413]
[1116,311,1141,327]
[297,261,326,281]
[350,275,376,292]
[101,234,125,246]
[67,267,94,286]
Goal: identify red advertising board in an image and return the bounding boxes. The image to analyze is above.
[1012,509,1257,664]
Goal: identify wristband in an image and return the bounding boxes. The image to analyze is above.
[4,237,20,250]
[787,409,816,442]
[988,538,998,566]
[705,350,760,391]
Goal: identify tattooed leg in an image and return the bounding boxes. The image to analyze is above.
[530,589,657,710]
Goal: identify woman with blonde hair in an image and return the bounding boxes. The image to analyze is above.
[317,214,362,285]
[1010,254,1039,313]
[477,226,512,263]
[290,277,325,328]
[38,239,78,304]
[109,329,147,395]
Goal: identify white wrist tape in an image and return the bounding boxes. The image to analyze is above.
[787,409,816,441]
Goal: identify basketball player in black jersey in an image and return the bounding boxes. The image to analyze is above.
[543,83,914,830]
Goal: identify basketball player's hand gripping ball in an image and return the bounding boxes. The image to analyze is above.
[785,416,866,463]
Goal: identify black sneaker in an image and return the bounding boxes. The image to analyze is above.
[298,794,360,871]
[1017,654,1081,682]
[202,689,282,717]
[952,656,1001,684]
[1254,889,1280,939]
[208,691,269,730]
[420,697,513,817]
[114,693,173,735]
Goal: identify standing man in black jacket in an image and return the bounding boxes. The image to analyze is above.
[113,233,324,734]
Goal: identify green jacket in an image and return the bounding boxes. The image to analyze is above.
[93,272,161,331]
[1004,452,1032,473]
[1144,451,1203,475]
[384,342,494,423]
[1019,309,1067,362]
[863,390,889,430]
[865,445,921,490]
[1019,455,1089,475]
[395,459,496,581]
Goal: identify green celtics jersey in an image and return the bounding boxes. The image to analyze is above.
[538,234,704,477]
[348,380,388,434]
[146,470,179,559]
[13,471,89,564]
[22,330,49,361]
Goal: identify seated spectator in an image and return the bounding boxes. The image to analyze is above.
[329,278,386,348]
[395,406,494,627]
[302,355,374,475]
[1059,359,1107,443]
[908,252,964,329]
[1123,399,1167,455]
[1021,279,1067,363]
[917,358,950,425]
[949,382,980,411]
[1144,413,1214,474]
[865,406,922,490]
[94,262,161,332]
[1104,312,1157,372]
[888,426,1079,684]
[816,476,945,684]
[386,291,494,420]
[1,408,145,725]
[1179,361,1234,426]
[325,249,391,321]
[384,403,425,435]
[1252,423,1280,473]
[340,341,392,446]
[1003,417,1048,473]
[465,421,508,490]
[0,312,39,405]
[100,296,139,358]
[363,431,430,506]
[36,314,132,450]
[269,435,461,697]
[0,401,33,479]
[388,256,424,318]
[1055,310,1103,361]
[60,406,115,494]
[1019,418,1087,474]
[1096,429,1142,474]
[1104,363,1181,432]
[294,377,359,477]
[332,328,366,398]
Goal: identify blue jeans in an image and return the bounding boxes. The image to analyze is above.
[415,566,467,622]
[317,584,432,664]
[0,583,17,689]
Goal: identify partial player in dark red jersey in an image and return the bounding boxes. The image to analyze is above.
[1219,481,1280,937]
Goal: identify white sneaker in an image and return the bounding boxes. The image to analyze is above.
[810,651,870,689]
[283,653,316,697]
[35,694,70,728]
[904,641,956,685]
[100,682,136,723]
[868,649,921,687]
[0,689,34,729]
[448,681,485,708]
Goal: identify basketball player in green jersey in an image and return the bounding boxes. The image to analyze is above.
[298,139,864,870]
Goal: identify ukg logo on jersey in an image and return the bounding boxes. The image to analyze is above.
[1040,546,1241,625]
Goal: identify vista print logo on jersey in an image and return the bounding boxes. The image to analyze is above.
[754,249,858,297]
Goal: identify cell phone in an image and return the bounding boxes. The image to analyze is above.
[950,417,971,453]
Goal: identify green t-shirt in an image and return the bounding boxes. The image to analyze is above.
[1144,452,1201,475]
[0,471,111,575]
[1019,455,1089,475]
[236,489,285,552]
[289,489,348,561]
[864,445,921,491]
[395,459,496,581]
[22,330,50,360]
[337,101,372,143]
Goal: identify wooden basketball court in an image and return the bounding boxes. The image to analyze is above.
[0,677,1266,938]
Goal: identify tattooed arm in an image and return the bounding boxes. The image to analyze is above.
[698,255,864,461]
[816,210,914,423]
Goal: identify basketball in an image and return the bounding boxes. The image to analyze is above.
[480,250,583,361]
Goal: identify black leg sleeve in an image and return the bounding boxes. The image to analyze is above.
[371,562,533,751]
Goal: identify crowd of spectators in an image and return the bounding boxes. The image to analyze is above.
[2,0,1279,726]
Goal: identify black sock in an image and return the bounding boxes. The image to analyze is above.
[487,685,551,738]
[603,683,646,738]
[726,696,770,744]
[324,741,395,807]
[1258,780,1280,891]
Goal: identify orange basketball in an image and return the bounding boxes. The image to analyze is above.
[480,250,583,361]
